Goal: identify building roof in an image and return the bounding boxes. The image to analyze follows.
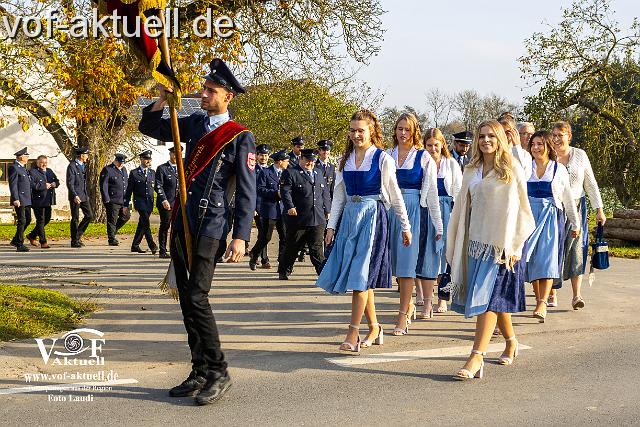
[137,97,203,119]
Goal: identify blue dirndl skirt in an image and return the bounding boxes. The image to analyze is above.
[416,196,451,280]
[316,196,391,294]
[554,196,588,288]
[389,190,420,278]
[525,197,560,281]
[452,247,527,318]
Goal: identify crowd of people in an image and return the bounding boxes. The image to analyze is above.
[6,57,607,403]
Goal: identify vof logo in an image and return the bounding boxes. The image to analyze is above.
[35,328,105,366]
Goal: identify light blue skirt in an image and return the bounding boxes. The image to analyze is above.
[316,196,388,294]
[525,197,560,281]
[451,247,500,318]
[389,190,420,278]
[416,196,451,279]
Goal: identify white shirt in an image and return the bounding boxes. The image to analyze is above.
[387,147,443,234]
[435,156,463,199]
[563,147,603,209]
[329,145,411,232]
[512,145,533,179]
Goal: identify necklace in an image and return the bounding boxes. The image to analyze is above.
[397,147,410,167]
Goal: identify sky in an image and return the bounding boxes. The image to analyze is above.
[354,0,638,110]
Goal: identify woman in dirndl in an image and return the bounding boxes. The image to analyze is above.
[387,113,442,333]
[525,131,580,322]
[549,121,606,310]
[317,109,411,353]
[446,120,535,380]
[419,128,462,316]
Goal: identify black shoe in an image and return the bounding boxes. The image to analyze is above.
[278,273,289,280]
[195,372,232,406]
[131,246,147,253]
[297,254,305,262]
[159,252,170,259]
[10,240,18,247]
[168,373,206,397]
[16,245,30,252]
[249,258,257,271]
[150,245,158,255]
[79,241,86,247]
[71,242,82,248]
[108,240,119,246]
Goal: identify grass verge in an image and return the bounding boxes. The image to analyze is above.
[0,284,97,341]
[0,221,158,240]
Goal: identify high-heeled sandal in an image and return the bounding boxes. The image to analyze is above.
[339,324,361,353]
[419,299,433,319]
[455,349,485,380]
[415,297,425,307]
[436,299,448,313]
[547,293,558,307]
[361,323,384,348]
[498,336,519,365]
[407,302,416,325]
[533,299,548,323]
[392,311,409,336]
[572,295,585,310]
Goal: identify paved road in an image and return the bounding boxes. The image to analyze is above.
[1,234,639,425]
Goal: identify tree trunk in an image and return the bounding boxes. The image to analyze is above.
[613,209,640,219]
[603,227,640,242]
[604,218,640,230]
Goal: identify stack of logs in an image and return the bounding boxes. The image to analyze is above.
[605,208,640,242]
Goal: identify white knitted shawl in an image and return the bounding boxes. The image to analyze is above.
[445,163,535,302]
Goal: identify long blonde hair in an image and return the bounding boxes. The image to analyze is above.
[423,128,451,159]
[392,112,423,149]
[339,109,385,171]
[468,120,514,183]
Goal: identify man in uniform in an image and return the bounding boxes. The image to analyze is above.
[125,150,157,254]
[8,147,32,252]
[249,149,288,271]
[155,147,179,258]
[66,147,94,248]
[450,131,472,172]
[287,136,304,168]
[27,155,60,249]
[100,153,130,246]
[251,143,272,267]
[315,139,336,199]
[138,58,256,405]
[277,149,331,280]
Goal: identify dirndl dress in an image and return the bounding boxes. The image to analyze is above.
[451,246,527,318]
[417,177,452,280]
[317,149,392,294]
[553,196,588,288]
[525,163,561,281]
[389,150,424,278]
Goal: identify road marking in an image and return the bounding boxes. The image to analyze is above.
[0,378,139,395]
[326,343,532,367]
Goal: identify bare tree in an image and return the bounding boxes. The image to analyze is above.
[425,88,453,128]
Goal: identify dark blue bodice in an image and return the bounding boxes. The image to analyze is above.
[396,150,424,190]
[527,162,557,199]
[343,149,382,196]
[437,177,449,197]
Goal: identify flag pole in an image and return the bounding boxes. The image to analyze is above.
[156,9,192,268]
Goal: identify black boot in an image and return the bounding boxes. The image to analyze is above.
[195,372,232,405]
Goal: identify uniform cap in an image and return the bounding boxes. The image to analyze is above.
[291,136,304,146]
[14,147,29,157]
[203,58,246,94]
[452,131,473,144]
[270,150,289,161]
[138,150,153,159]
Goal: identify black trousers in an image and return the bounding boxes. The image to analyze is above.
[171,234,226,376]
[250,215,285,265]
[278,223,325,276]
[132,209,155,249]
[12,205,31,246]
[27,206,51,244]
[105,202,130,242]
[70,200,94,244]
[158,208,172,254]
